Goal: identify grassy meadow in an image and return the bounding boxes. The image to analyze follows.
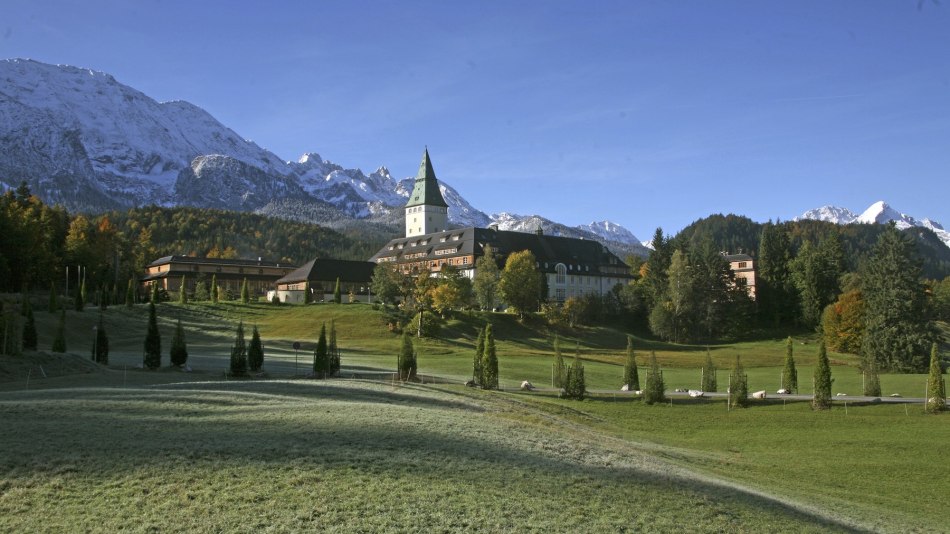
[1,298,947,532]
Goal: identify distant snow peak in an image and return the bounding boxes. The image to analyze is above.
[797,201,949,249]
[578,220,641,245]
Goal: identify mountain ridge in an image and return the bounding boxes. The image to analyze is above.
[796,201,950,249]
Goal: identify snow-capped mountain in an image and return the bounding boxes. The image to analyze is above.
[0,59,646,255]
[797,201,950,249]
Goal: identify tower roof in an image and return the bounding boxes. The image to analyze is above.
[405,148,449,208]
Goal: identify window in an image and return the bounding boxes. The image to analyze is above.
[555,263,566,284]
[738,262,747,268]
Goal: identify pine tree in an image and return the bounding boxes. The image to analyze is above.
[48,284,58,313]
[701,348,717,392]
[813,340,833,410]
[240,278,250,304]
[328,320,339,376]
[230,321,248,377]
[473,327,485,384]
[170,319,188,367]
[52,309,66,353]
[564,344,586,400]
[248,325,264,372]
[211,274,219,304]
[863,359,881,397]
[925,342,945,413]
[126,279,135,307]
[782,337,798,393]
[21,298,37,351]
[729,355,749,408]
[143,302,161,369]
[75,281,85,312]
[178,276,188,304]
[313,323,328,378]
[552,334,566,388]
[397,330,414,381]
[481,324,498,389]
[333,277,342,304]
[623,335,640,390]
[643,351,665,405]
[91,313,109,365]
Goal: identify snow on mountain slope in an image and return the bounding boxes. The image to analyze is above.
[797,201,949,249]
[578,220,641,245]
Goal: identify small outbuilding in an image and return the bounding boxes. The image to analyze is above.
[272,258,376,304]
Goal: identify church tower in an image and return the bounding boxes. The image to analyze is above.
[405,148,449,238]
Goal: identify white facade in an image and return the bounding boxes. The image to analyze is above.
[405,204,448,238]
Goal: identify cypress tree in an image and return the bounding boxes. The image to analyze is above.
[863,360,882,397]
[178,276,188,304]
[21,298,37,351]
[150,282,159,304]
[126,279,135,307]
[813,340,833,410]
[75,281,85,312]
[481,324,498,389]
[643,351,665,405]
[98,287,108,310]
[333,277,342,304]
[112,283,120,306]
[313,323,328,378]
[473,327,485,384]
[782,337,798,393]
[91,313,109,365]
[170,319,188,367]
[328,320,339,376]
[211,274,219,304]
[304,281,312,304]
[552,333,566,388]
[925,342,946,413]
[240,278,250,304]
[230,321,248,376]
[52,309,67,353]
[564,344,586,400]
[48,284,58,313]
[622,335,640,390]
[194,280,209,301]
[248,325,264,372]
[143,302,161,369]
[701,348,717,392]
[729,355,749,408]
[398,330,414,381]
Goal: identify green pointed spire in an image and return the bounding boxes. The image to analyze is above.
[406,148,448,208]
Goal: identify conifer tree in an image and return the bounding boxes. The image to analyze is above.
[52,309,66,353]
[328,320,339,376]
[304,281,312,304]
[194,280,209,302]
[170,319,188,367]
[863,360,881,397]
[240,278,250,304]
[91,313,109,365]
[813,340,833,410]
[143,302,161,369]
[473,327,485,384]
[98,287,108,310]
[643,351,665,405]
[564,344,586,400]
[782,337,798,393]
[248,325,264,372]
[230,321,248,377]
[333,277,342,304]
[622,335,640,390]
[48,284,58,313]
[926,343,945,413]
[75,281,85,312]
[126,279,135,307]
[481,324,498,389]
[150,282,160,304]
[552,333,566,388]
[178,276,188,304]
[701,348,717,392]
[211,274,219,304]
[729,355,749,408]
[21,298,37,351]
[313,323,328,378]
[397,330,414,381]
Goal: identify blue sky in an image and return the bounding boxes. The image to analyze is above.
[3,1,948,240]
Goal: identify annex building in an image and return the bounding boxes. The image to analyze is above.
[142,256,296,298]
[370,149,633,303]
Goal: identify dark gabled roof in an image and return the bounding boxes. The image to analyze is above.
[369,227,632,276]
[405,148,449,208]
[147,255,289,268]
[722,253,754,262]
[276,258,376,285]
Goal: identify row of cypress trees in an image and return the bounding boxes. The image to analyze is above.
[312,321,340,378]
[471,324,498,389]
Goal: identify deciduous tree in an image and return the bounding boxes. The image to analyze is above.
[473,245,500,311]
[498,250,541,319]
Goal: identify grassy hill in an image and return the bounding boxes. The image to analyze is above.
[2,299,948,531]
